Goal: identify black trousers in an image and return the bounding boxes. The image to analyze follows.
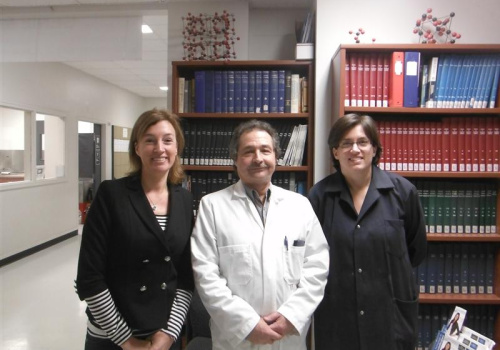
[84,333,182,350]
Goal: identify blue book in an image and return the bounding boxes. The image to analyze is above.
[418,258,427,294]
[436,243,445,294]
[465,55,482,108]
[434,54,449,108]
[194,71,206,113]
[269,70,279,113]
[472,55,489,108]
[468,244,479,294]
[444,243,453,293]
[204,70,215,113]
[241,70,249,113]
[285,70,292,113]
[460,244,469,294]
[444,55,460,108]
[485,244,494,294]
[234,70,242,113]
[487,54,500,108]
[426,244,437,293]
[248,70,256,113]
[214,71,222,113]
[403,51,420,107]
[458,55,474,108]
[255,70,263,113]
[262,70,270,113]
[278,70,286,113]
[227,71,235,113]
[452,243,461,293]
[480,56,496,108]
[221,71,228,113]
[453,55,468,108]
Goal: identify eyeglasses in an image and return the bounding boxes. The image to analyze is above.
[338,138,371,150]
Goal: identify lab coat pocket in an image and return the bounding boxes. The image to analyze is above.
[219,244,252,285]
[283,245,305,285]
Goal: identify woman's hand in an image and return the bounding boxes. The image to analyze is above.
[121,336,152,350]
[149,331,175,350]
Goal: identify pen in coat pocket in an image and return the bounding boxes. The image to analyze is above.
[284,236,288,251]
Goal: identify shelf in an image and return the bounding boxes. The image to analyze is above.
[183,165,309,172]
[420,293,500,304]
[395,171,500,179]
[177,112,309,119]
[344,106,500,115]
[427,233,500,242]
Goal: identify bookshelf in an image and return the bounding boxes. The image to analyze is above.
[332,44,500,348]
[172,60,315,210]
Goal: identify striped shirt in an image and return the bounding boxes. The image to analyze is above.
[84,214,192,345]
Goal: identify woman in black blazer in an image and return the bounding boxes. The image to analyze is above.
[76,109,194,350]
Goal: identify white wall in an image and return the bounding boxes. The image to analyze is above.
[0,62,147,260]
[314,0,500,182]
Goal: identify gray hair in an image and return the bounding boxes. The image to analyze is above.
[229,119,281,161]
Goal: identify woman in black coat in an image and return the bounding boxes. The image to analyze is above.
[308,114,427,350]
[76,109,194,350]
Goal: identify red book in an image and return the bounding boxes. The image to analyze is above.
[391,121,398,171]
[369,54,377,107]
[478,117,487,172]
[376,54,384,107]
[471,117,480,172]
[458,118,466,172]
[402,121,409,171]
[378,120,386,170]
[357,54,364,107]
[396,122,403,171]
[382,54,390,107]
[349,54,358,107]
[388,51,404,107]
[449,117,459,172]
[465,117,473,172]
[344,54,351,107]
[424,121,432,171]
[486,117,494,172]
[384,120,392,171]
[407,121,415,171]
[435,121,443,172]
[441,118,451,172]
[418,121,426,171]
[363,55,370,107]
[493,118,500,172]
[430,121,437,171]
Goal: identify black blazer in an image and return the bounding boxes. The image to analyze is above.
[76,175,194,331]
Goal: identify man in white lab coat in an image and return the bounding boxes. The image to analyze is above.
[191,120,329,350]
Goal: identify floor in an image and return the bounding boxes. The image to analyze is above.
[0,227,87,350]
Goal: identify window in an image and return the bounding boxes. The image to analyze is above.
[0,106,65,185]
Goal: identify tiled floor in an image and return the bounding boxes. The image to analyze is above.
[0,228,87,350]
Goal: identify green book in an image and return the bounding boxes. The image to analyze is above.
[435,182,445,233]
[443,182,452,234]
[463,185,474,234]
[450,184,459,233]
[428,181,437,234]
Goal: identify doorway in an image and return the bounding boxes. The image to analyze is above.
[78,121,102,224]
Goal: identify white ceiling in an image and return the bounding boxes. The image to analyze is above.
[0,0,310,98]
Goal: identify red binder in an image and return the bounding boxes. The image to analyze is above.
[388,51,404,107]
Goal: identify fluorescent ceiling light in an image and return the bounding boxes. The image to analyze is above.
[142,24,153,34]
[159,86,169,91]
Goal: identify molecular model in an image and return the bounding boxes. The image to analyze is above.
[348,28,376,44]
[182,11,240,61]
[413,8,462,44]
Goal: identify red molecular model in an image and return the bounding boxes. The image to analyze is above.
[413,8,461,44]
[348,28,376,44]
[182,10,240,61]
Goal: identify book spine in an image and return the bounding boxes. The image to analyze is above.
[241,70,249,113]
[403,51,421,107]
[278,70,285,113]
[255,70,262,113]
[269,70,279,113]
[262,70,270,113]
[388,51,404,107]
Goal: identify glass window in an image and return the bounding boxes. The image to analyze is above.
[0,106,66,185]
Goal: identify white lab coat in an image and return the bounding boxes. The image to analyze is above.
[191,181,329,350]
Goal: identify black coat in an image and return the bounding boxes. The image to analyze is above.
[308,166,427,350]
[76,175,194,331]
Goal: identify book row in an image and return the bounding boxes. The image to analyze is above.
[377,117,500,172]
[417,304,496,350]
[181,171,307,213]
[344,52,500,108]
[177,69,308,114]
[180,120,308,167]
[416,243,495,295]
[411,180,498,234]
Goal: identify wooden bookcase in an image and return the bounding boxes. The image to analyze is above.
[171,60,315,204]
[332,44,500,347]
